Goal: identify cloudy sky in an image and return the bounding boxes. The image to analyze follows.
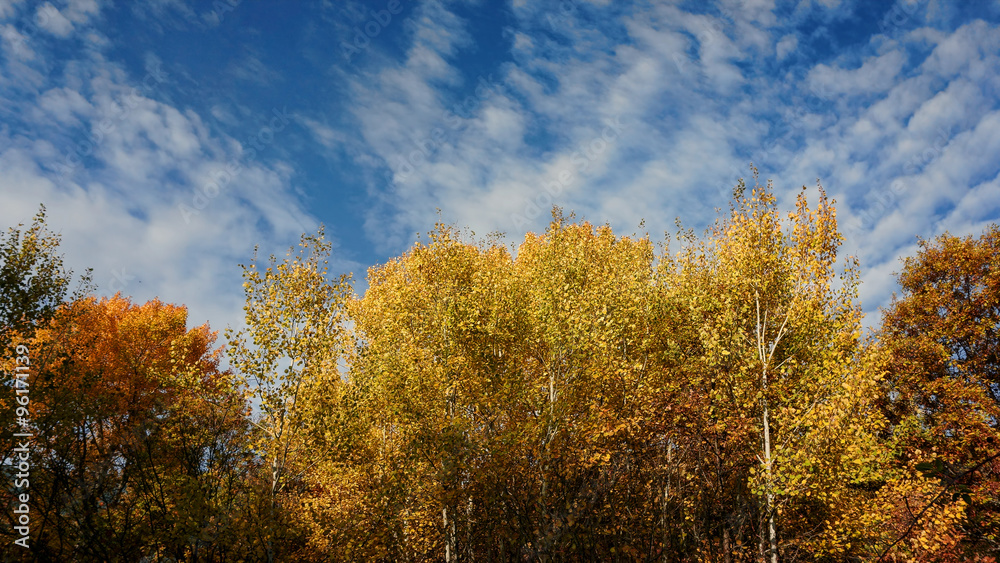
[2,0,999,335]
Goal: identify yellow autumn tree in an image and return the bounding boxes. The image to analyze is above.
[257,170,972,561]
[226,227,353,562]
[298,217,681,560]
[659,170,890,561]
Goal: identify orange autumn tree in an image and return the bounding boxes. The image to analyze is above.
[0,295,255,561]
[877,225,1000,560]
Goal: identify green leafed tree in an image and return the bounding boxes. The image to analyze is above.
[0,204,92,347]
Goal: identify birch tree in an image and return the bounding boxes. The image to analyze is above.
[226,227,352,561]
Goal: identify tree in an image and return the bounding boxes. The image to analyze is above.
[0,295,255,561]
[337,219,672,560]
[13,180,999,560]
[302,172,895,561]
[658,172,888,561]
[878,224,1000,558]
[0,204,92,348]
[226,227,353,562]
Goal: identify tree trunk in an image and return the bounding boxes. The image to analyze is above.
[755,293,784,563]
[762,396,778,563]
[443,506,456,562]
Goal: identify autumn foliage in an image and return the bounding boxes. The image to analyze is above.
[0,295,261,561]
[877,225,1000,560]
[2,182,999,561]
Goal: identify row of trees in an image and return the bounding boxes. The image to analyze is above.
[1,173,998,561]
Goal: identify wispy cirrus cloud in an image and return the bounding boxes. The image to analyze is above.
[3,0,999,336]
[313,0,1000,326]
[0,0,352,335]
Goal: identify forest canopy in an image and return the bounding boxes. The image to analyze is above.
[2,177,998,562]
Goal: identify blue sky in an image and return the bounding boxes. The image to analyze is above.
[2,0,999,334]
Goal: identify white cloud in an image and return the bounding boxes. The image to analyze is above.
[0,0,24,20]
[35,3,73,37]
[807,49,908,97]
[776,33,798,60]
[64,0,99,23]
[36,86,92,125]
[945,171,1000,228]
[0,23,35,60]
[323,1,1000,329]
[921,19,1000,79]
[226,54,282,86]
[0,26,342,336]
